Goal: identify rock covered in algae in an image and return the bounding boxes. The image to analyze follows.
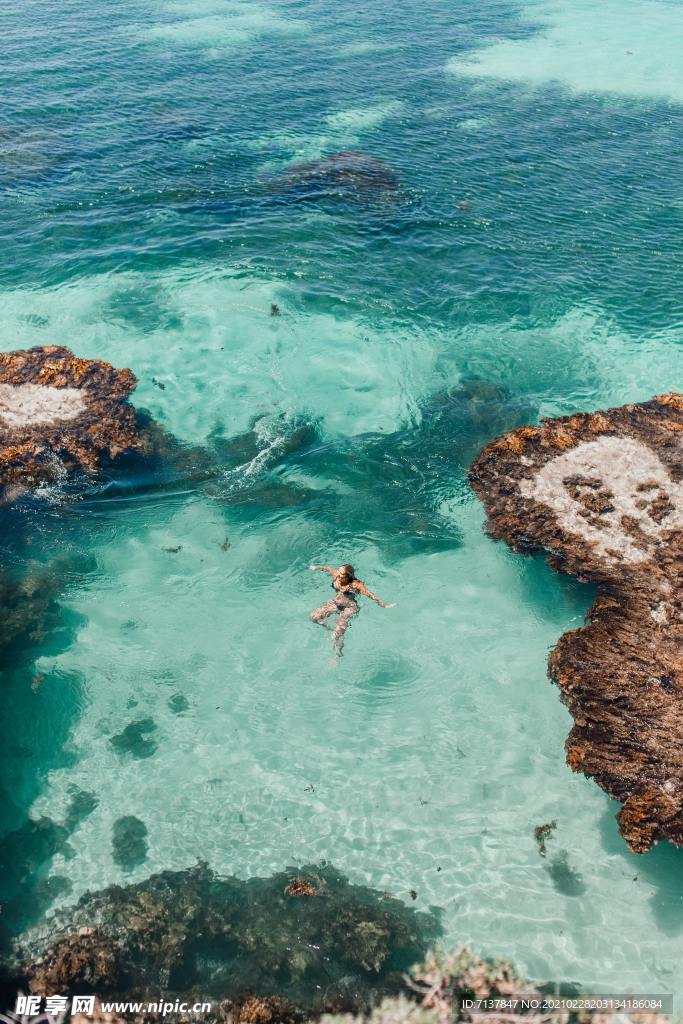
[469,394,683,852]
[320,947,672,1024]
[45,947,671,1024]
[17,863,441,1011]
[25,927,123,995]
[0,345,149,499]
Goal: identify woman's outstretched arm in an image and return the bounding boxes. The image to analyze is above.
[353,580,395,607]
[308,564,336,574]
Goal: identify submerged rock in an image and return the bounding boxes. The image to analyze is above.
[19,947,550,1024]
[64,788,99,833]
[110,718,158,760]
[0,565,65,666]
[25,928,123,996]
[276,151,399,202]
[545,851,586,898]
[168,693,190,714]
[111,816,148,872]
[0,125,67,188]
[469,394,683,852]
[17,863,441,1011]
[232,994,303,1024]
[0,345,150,500]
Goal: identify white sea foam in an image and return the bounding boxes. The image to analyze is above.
[447,0,683,103]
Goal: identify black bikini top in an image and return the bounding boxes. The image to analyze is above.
[333,581,355,595]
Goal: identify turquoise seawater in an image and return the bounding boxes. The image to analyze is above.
[2,0,683,1004]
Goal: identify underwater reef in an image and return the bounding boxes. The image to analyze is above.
[19,945,670,1024]
[469,394,683,852]
[0,564,67,668]
[0,789,99,950]
[319,948,671,1024]
[273,152,400,204]
[15,863,441,1014]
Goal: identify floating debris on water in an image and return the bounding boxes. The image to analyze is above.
[534,821,557,858]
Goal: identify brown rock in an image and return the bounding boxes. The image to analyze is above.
[0,345,149,498]
[283,879,317,897]
[233,995,302,1024]
[27,928,122,995]
[469,394,683,852]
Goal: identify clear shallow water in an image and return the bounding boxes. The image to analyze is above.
[2,0,683,1004]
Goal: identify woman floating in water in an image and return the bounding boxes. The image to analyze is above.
[308,563,394,656]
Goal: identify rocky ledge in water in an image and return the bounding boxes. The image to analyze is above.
[469,394,683,852]
[0,345,149,499]
[15,862,441,1013]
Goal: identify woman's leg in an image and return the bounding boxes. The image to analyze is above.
[310,598,337,628]
[333,603,358,655]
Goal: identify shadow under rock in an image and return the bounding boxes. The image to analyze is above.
[598,802,683,936]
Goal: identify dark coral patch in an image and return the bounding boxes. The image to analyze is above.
[64,789,99,833]
[167,693,190,714]
[111,816,148,872]
[109,718,158,760]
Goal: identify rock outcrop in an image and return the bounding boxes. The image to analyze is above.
[469,394,683,852]
[0,345,150,500]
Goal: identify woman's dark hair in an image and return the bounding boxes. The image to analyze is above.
[341,563,355,580]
